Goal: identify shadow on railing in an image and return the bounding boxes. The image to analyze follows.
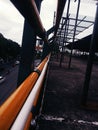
[0,54,50,130]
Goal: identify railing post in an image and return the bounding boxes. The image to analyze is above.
[17,20,36,86]
[41,30,50,60]
[41,42,50,61]
[17,0,43,86]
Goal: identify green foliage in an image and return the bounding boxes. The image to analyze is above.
[0,33,20,61]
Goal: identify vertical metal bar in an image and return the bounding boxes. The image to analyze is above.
[59,18,63,67]
[53,12,56,26]
[63,0,71,45]
[68,16,86,35]
[41,42,50,61]
[59,0,71,67]
[59,20,66,67]
[17,0,42,86]
[68,0,81,69]
[58,23,61,49]
[60,17,64,45]
[65,17,70,44]
[81,4,98,106]
[54,0,67,38]
[41,27,50,61]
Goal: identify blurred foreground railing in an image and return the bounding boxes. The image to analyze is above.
[0,54,50,130]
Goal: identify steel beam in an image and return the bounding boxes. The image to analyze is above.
[68,0,81,69]
[54,0,67,38]
[41,25,56,60]
[59,0,71,67]
[10,0,47,41]
[17,21,36,86]
[17,0,42,86]
[47,26,56,36]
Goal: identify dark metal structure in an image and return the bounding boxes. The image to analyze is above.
[16,0,43,85]
[52,0,97,109]
[81,3,98,107]
[54,13,94,48]
[10,0,48,42]
[53,9,94,67]
[10,0,98,111]
[54,0,67,38]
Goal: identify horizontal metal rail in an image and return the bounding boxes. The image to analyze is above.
[62,17,95,23]
[11,56,49,130]
[10,0,48,43]
[0,54,50,130]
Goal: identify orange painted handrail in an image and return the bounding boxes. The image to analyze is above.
[11,54,50,130]
[0,55,49,130]
[23,79,44,130]
[23,113,33,130]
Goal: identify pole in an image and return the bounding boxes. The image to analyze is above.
[81,4,98,106]
[54,0,67,38]
[60,0,71,67]
[68,0,81,69]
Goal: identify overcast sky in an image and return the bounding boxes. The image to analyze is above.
[0,0,97,45]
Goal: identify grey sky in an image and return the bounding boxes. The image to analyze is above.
[0,0,97,45]
[0,0,24,44]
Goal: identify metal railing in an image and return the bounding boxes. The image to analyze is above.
[0,0,67,128]
[0,54,50,130]
[10,0,48,43]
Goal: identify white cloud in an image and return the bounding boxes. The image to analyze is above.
[0,0,57,45]
[63,0,96,40]
[0,0,24,45]
[64,0,96,17]
[0,0,97,46]
[40,0,57,30]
